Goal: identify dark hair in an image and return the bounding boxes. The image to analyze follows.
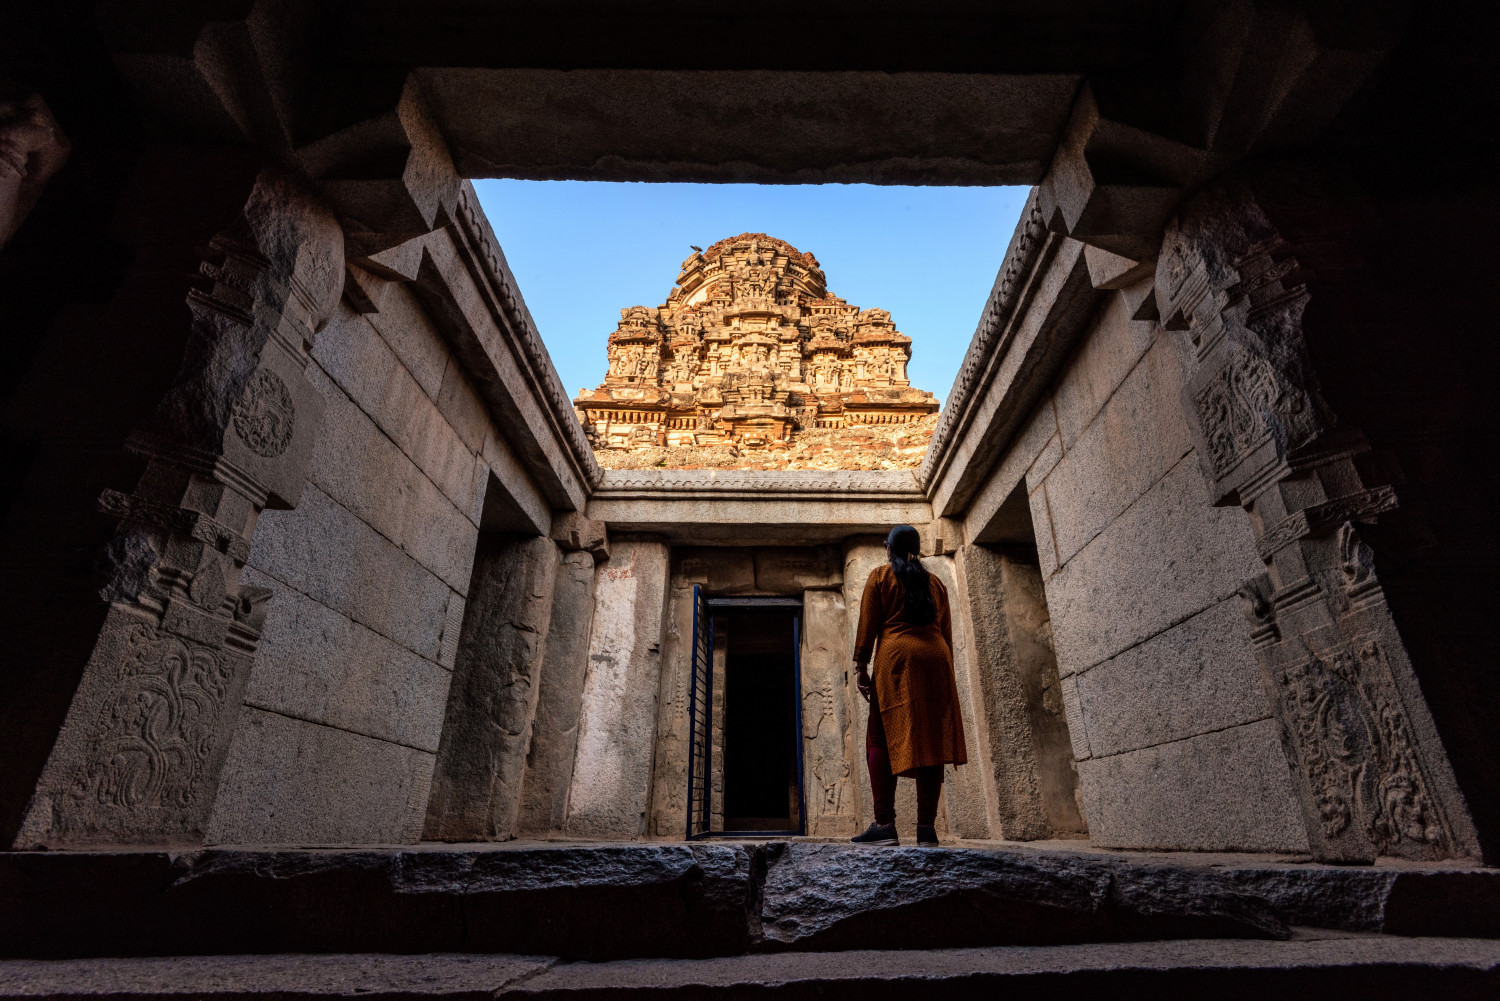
[885,524,935,626]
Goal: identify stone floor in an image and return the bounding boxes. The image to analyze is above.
[4,936,1500,999]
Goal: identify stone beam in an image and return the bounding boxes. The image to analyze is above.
[587,471,932,546]
[920,197,1103,519]
[417,69,1079,185]
[406,183,599,513]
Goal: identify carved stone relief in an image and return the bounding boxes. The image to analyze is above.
[1166,176,1479,862]
[13,166,341,848]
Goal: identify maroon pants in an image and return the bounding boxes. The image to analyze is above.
[866,694,943,827]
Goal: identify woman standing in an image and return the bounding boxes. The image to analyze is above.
[850,524,967,847]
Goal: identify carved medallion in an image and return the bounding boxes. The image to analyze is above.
[232,369,296,457]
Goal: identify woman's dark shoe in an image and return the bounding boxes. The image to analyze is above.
[916,825,939,846]
[850,822,898,846]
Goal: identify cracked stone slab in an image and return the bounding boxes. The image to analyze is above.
[756,843,1288,949]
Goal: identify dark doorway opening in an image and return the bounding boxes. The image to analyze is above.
[688,595,805,837]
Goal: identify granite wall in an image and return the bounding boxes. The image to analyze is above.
[972,280,1308,852]
[204,285,533,845]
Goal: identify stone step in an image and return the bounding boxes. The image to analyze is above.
[1,842,1495,961]
[2,937,1499,999]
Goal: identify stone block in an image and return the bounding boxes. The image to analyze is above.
[678,546,755,594]
[365,281,450,399]
[238,568,452,753]
[517,551,598,835]
[755,545,842,592]
[1043,335,1194,566]
[424,535,560,841]
[312,308,478,517]
[1077,719,1307,852]
[248,485,454,662]
[1028,483,1060,580]
[549,510,609,560]
[435,356,491,452]
[303,365,479,595]
[1044,454,1264,674]
[1074,596,1273,758]
[205,708,436,845]
[437,593,464,670]
[1052,290,1158,449]
[480,429,552,536]
[800,590,859,837]
[962,398,1057,546]
[566,539,671,839]
[758,843,1287,950]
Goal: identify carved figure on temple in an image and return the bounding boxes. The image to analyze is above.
[574,233,939,461]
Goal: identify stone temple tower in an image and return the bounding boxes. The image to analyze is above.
[574,233,939,460]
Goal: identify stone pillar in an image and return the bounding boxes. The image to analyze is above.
[10,164,343,848]
[514,516,607,837]
[565,538,670,840]
[515,548,600,836]
[960,543,1080,840]
[1159,175,1481,862]
[926,552,995,839]
[841,537,885,833]
[645,562,697,838]
[423,533,561,841]
[800,589,859,837]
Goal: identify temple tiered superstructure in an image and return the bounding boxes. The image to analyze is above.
[575,234,939,453]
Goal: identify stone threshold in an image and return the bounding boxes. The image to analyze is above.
[1,842,1495,962]
[3,936,1499,999]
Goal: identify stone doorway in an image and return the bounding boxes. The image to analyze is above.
[706,597,806,836]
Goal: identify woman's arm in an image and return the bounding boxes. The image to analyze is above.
[853,569,883,668]
[853,569,883,701]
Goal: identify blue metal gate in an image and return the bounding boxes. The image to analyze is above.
[685,584,713,839]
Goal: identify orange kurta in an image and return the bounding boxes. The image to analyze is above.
[853,563,968,774]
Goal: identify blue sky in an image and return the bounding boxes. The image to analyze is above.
[473,181,1028,406]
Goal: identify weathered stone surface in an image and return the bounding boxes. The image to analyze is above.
[0,845,756,960]
[4,845,1499,965]
[1073,596,1272,756]
[799,590,858,837]
[238,568,452,752]
[8,938,1500,999]
[566,540,671,839]
[577,234,939,466]
[516,551,597,835]
[1042,335,1194,566]
[1077,719,1307,852]
[757,843,1287,950]
[304,365,479,593]
[678,546,755,594]
[963,399,1058,545]
[547,512,608,560]
[204,708,435,846]
[436,357,493,453]
[646,579,696,838]
[249,485,454,662]
[312,307,481,520]
[1051,289,1158,449]
[957,544,1047,838]
[755,546,842,592]
[840,539,886,833]
[0,953,553,998]
[425,535,561,842]
[1041,455,1265,674]
[925,554,990,839]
